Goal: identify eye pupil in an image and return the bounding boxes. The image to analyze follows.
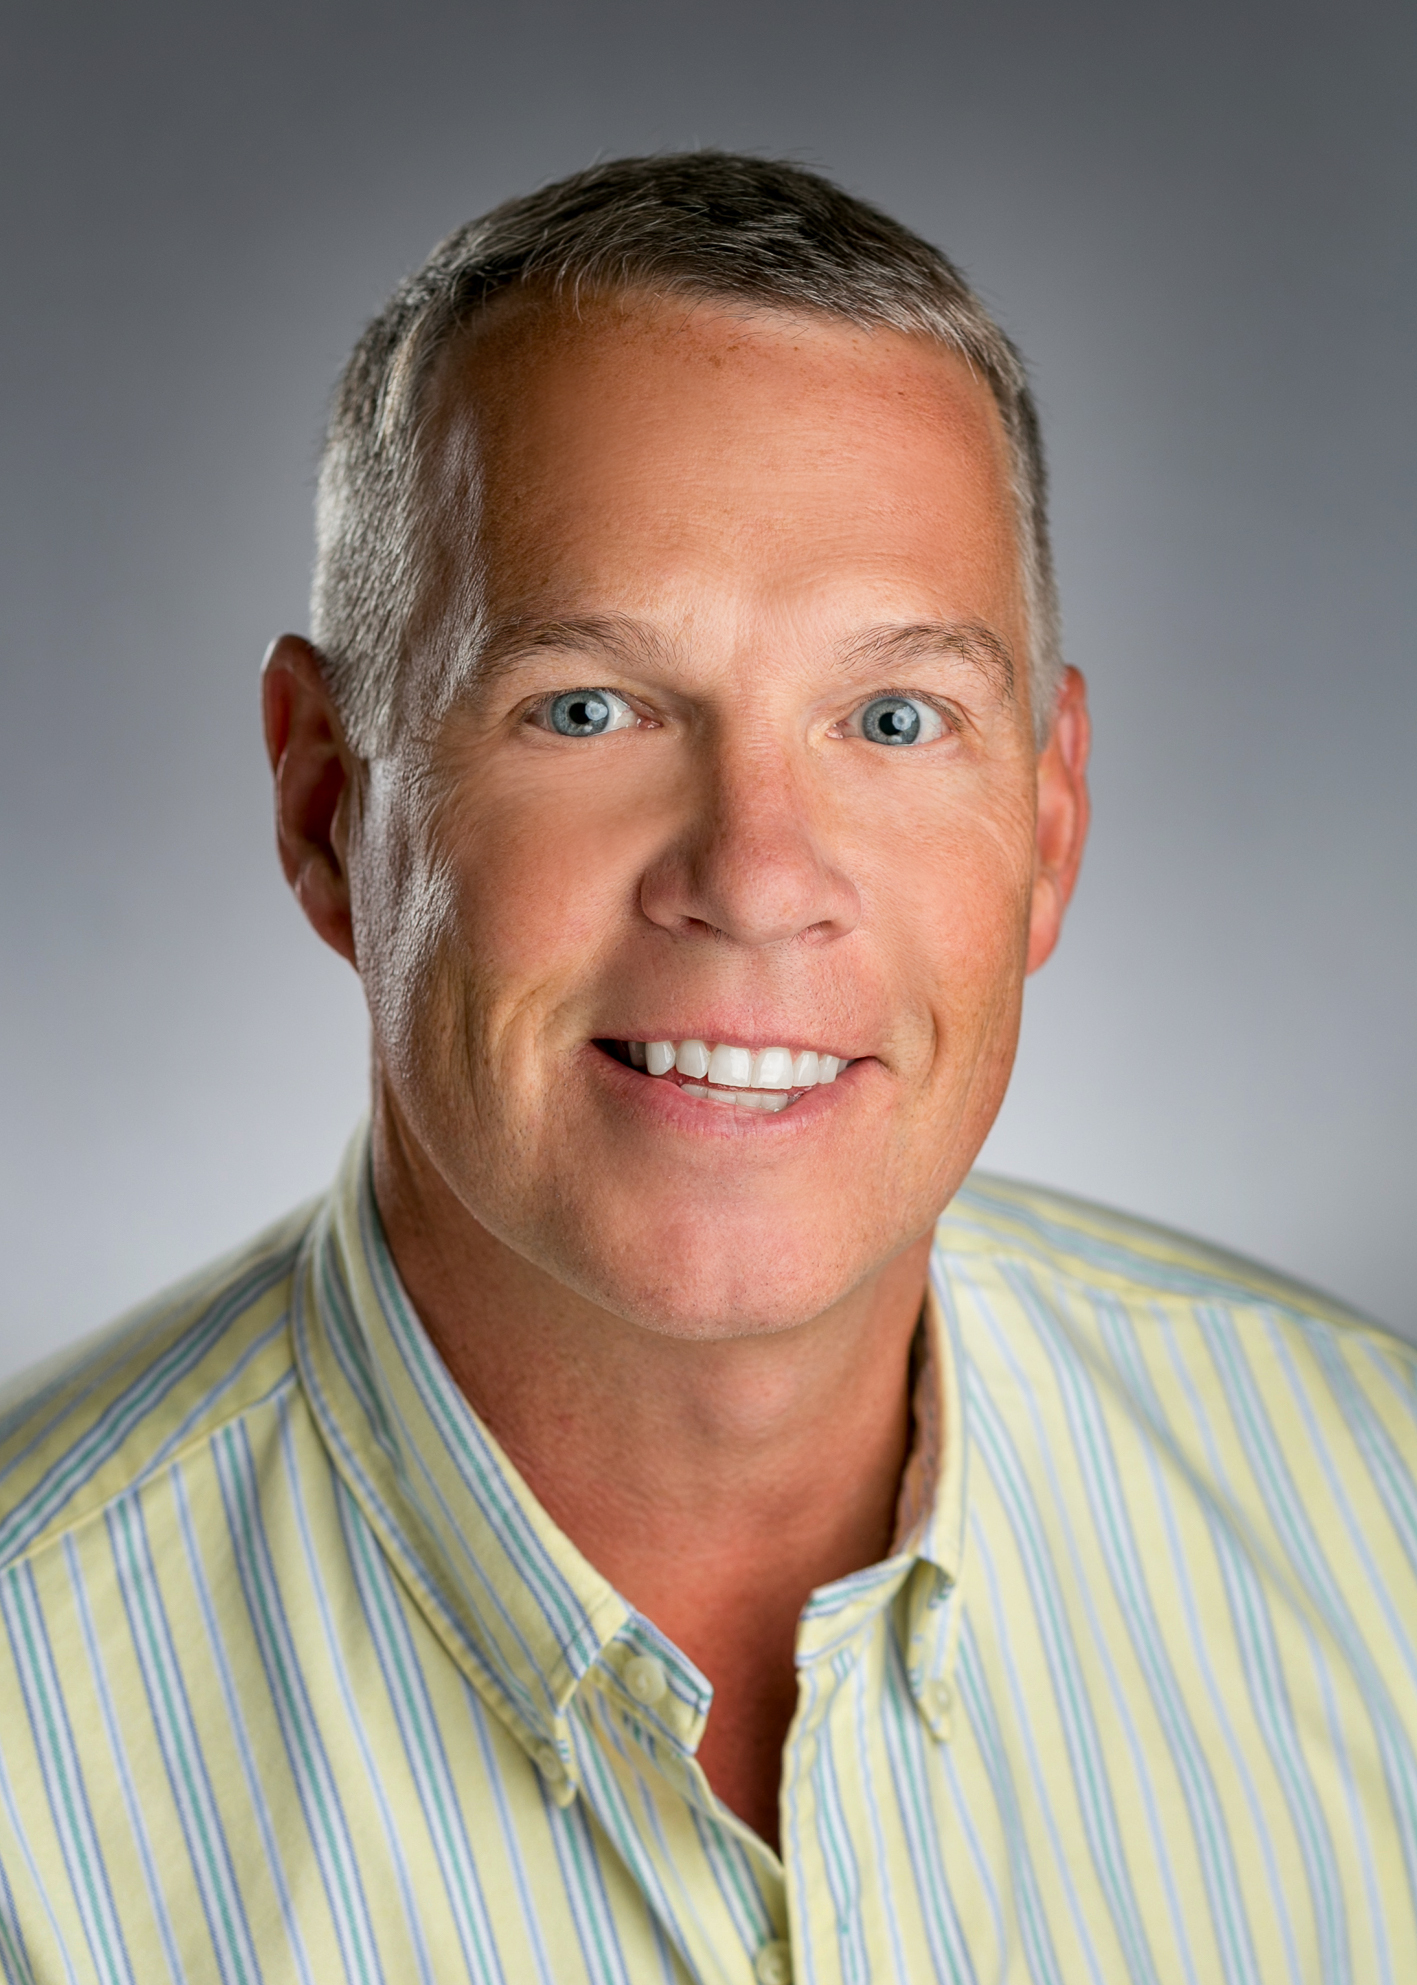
[862,696,923,746]
[549,690,613,736]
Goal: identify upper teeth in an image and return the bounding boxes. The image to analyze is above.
[629,1040,845,1087]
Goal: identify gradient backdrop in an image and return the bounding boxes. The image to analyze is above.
[2,0,1413,1383]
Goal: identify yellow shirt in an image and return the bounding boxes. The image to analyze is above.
[1,1130,1413,1983]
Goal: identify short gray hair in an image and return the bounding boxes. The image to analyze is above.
[312,152,1062,753]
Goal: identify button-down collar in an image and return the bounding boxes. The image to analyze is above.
[293,1131,965,1787]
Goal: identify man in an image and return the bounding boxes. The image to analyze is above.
[0,153,1412,1984]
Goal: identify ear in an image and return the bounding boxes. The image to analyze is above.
[261,634,360,968]
[1026,665,1091,974]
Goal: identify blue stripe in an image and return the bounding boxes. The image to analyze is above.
[0,1733,78,1985]
[279,1423,439,1985]
[169,1459,319,1985]
[998,1266,1245,1982]
[213,1409,386,1985]
[462,1678,561,1985]
[0,1566,136,1983]
[967,1386,1157,1984]
[877,1632,978,1983]
[334,1476,506,1981]
[1097,1296,1305,1981]
[62,1538,184,1985]
[106,1493,261,1985]
[953,1609,1068,1985]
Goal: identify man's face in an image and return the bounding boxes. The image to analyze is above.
[346,293,1084,1338]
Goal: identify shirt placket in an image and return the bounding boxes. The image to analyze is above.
[569,1622,791,1985]
[775,1561,918,1985]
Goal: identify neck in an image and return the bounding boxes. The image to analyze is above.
[371,1090,932,1846]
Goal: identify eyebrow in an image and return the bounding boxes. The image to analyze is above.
[469,614,677,687]
[465,611,1016,698]
[836,620,1016,698]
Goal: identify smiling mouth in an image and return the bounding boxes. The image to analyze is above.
[599,1037,851,1114]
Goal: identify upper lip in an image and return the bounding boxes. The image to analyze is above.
[598,1029,861,1056]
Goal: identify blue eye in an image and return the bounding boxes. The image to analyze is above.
[545,689,634,736]
[859,696,942,746]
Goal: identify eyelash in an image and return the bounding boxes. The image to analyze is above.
[832,691,957,740]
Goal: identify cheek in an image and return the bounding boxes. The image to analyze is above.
[441,793,636,1003]
[868,795,1036,1019]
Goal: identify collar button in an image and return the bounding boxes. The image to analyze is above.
[533,1741,578,1807]
[623,1654,669,1706]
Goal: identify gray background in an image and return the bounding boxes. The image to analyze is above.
[2,0,1413,1384]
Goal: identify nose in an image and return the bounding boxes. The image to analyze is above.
[638,735,861,948]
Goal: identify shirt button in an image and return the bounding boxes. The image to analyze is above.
[623,1654,669,1706]
[753,1940,792,1985]
[925,1678,952,1717]
[533,1742,565,1782]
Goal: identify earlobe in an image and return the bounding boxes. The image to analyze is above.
[1025,666,1091,975]
[261,634,360,968]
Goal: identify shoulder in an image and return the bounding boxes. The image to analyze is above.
[941,1171,1407,1342]
[0,1202,319,1572]
[934,1172,1416,1450]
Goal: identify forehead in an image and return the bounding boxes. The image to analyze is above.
[419,289,1024,646]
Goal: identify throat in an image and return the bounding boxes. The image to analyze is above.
[646,1581,807,1855]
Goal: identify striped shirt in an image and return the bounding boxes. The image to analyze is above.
[1,1131,1414,1984]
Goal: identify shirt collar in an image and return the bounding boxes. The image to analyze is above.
[294,1127,968,1767]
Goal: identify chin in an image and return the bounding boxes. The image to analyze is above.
[545,1195,903,1341]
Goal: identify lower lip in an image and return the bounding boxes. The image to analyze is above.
[588,1045,859,1138]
